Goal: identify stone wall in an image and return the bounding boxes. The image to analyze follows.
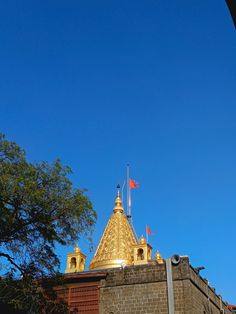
[188,264,232,314]
[99,257,232,314]
[100,281,168,314]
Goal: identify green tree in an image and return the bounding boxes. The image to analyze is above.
[0,133,96,312]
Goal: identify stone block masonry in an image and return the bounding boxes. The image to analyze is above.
[99,257,232,314]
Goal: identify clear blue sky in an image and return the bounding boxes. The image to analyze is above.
[0,0,235,304]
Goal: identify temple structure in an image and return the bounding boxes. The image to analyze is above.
[65,244,86,273]
[66,187,161,274]
[58,187,233,314]
[90,188,156,270]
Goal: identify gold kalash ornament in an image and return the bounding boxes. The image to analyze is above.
[89,186,139,270]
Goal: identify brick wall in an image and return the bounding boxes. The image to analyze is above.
[51,258,232,313]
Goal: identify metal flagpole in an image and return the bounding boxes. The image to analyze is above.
[121,180,126,202]
[126,163,138,241]
[127,163,131,219]
[146,226,148,243]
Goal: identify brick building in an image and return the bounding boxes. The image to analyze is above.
[56,257,232,314]
[58,187,233,313]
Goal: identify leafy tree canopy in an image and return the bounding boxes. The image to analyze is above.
[0,133,96,311]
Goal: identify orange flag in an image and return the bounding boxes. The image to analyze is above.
[129,179,139,189]
[146,225,153,235]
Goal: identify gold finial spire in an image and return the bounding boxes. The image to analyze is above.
[155,251,164,264]
[139,235,146,244]
[113,184,124,213]
[74,244,80,253]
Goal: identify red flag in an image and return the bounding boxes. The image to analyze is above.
[146,225,153,235]
[129,179,139,189]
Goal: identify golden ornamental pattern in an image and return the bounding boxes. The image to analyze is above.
[89,190,138,270]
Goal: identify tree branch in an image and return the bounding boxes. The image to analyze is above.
[0,252,24,275]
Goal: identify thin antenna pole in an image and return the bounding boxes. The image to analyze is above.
[121,180,126,202]
[146,225,148,243]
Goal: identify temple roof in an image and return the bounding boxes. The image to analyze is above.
[89,187,138,270]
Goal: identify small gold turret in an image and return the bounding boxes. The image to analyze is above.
[133,235,152,265]
[155,251,164,264]
[65,245,86,273]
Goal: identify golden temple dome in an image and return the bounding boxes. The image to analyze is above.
[89,186,138,270]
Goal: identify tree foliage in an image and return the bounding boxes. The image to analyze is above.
[0,275,67,313]
[0,133,96,311]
